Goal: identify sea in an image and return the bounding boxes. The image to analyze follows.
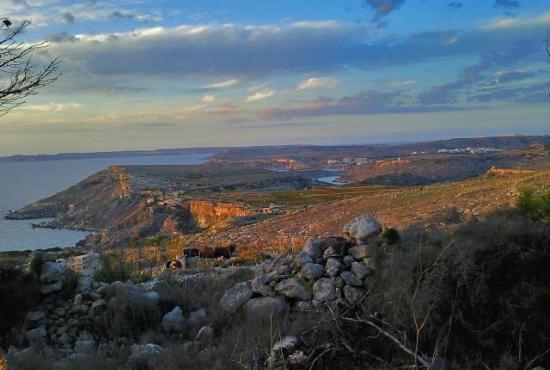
[0,153,212,252]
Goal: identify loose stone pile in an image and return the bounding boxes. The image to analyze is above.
[220,214,383,315]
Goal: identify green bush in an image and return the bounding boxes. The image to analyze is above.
[516,188,550,221]
[94,254,133,283]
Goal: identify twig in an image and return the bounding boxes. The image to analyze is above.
[341,317,431,368]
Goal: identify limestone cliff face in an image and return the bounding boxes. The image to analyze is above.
[185,200,252,229]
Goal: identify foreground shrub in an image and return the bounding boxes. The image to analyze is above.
[366,208,550,369]
[0,268,40,340]
[517,188,550,221]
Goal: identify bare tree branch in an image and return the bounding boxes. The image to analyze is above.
[0,19,60,116]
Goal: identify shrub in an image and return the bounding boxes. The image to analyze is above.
[381,227,400,245]
[94,253,133,283]
[365,208,550,369]
[0,268,41,339]
[516,188,550,221]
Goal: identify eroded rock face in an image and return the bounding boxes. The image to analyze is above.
[343,214,382,242]
[220,281,253,313]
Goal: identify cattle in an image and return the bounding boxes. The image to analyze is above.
[165,260,183,270]
[182,243,236,259]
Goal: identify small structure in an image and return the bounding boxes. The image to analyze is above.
[67,253,101,275]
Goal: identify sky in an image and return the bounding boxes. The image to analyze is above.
[0,0,549,156]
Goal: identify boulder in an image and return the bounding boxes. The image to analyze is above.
[343,255,355,266]
[302,239,322,259]
[351,262,372,279]
[161,306,185,333]
[91,299,106,312]
[40,262,65,283]
[271,336,299,354]
[343,285,363,305]
[348,244,370,260]
[194,326,214,342]
[40,281,62,294]
[313,278,336,302]
[187,308,207,327]
[220,281,253,313]
[244,297,288,317]
[292,251,313,269]
[25,311,45,328]
[325,258,343,277]
[25,327,47,341]
[299,263,324,281]
[127,344,164,369]
[105,281,159,306]
[343,214,382,242]
[73,294,83,306]
[288,350,308,366]
[251,274,275,297]
[275,278,311,301]
[76,275,94,293]
[340,271,362,287]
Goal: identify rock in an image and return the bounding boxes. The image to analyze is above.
[275,278,311,301]
[272,336,299,354]
[244,297,288,317]
[74,339,96,354]
[340,271,363,287]
[303,239,322,259]
[251,274,275,297]
[220,281,253,313]
[58,333,71,345]
[348,244,371,260]
[73,294,83,306]
[343,214,382,242]
[299,263,324,281]
[41,281,62,294]
[40,262,65,283]
[288,350,308,366]
[322,247,338,259]
[351,262,372,279]
[333,276,344,288]
[25,311,45,328]
[187,308,207,327]
[76,275,94,293]
[127,344,164,369]
[343,286,363,305]
[69,304,88,315]
[428,356,448,370]
[343,255,355,266]
[267,264,291,280]
[295,301,313,311]
[194,326,214,342]
[91,299,106,312]
[25,327,47,341]
[313,278,336,302]
[292,251,313,269]
[161,306,185,333]
[325,258,343,277]
[105,281,159,306]
[54,307,66,316]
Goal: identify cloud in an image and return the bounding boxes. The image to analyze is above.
[260,90,470,120]
[62,11,74,23]
[202,95,215,103]
[201,79,239,90]
[447,2,463,10]
[362,0,406,22]
[469,82,547,103]
[494,0,520,9]
[244,90,275,103]
[20,103,83,113]
[296,77,340,91]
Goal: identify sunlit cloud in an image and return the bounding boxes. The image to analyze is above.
[296,77,340,92]
[244,90,275,103]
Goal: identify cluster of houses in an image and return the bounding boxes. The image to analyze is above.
[326,157,369,166]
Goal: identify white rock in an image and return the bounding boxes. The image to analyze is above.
[194,326,214,342]
[272,336,299,354]
[343,214,382,242]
